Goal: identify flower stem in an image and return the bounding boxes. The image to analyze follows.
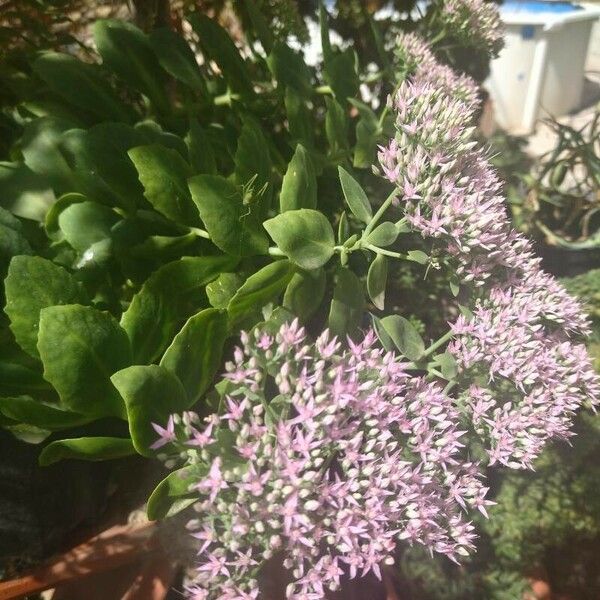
[421,330,454,359]
[364,189,398,237]
[365,244,406,260]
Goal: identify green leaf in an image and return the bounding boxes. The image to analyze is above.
[61,123,146,211]
[366,222,399,247]
[379,315,424,361]
[94,19,169,112]
[121,256,236,363]
[128,144,198,226]
[0,162,55,221]
[39,437,135,465]
[337,211,350,244]
[324,49,360,104]
[45,192,86,235]
[111,364,188,456]
[285,88,314,147]
[228,260,294,325]
[325,97,349,155]
[283,268,326,321]
[21,118,75,194]
[328,267,365,338]
[37,305,131,418]
[0,221,33,275]
[0,362,52,396]
[280,145,317,212]
[234,119,272,217]
[243,0,274,54]
[407,250,429,265]
[338,166,372,224]
[267,42,312,96]
[435,352,458,380]
[149,28,207,94]
[371,313,394,351]
[57,201,119,254]
[147,467,199,520]
[367,254,387,310]
[189,174,268,257]
[0,396,91,430]
[160,308,228,403]
[264,209,335,269]
[188,13,253,96]
[33,52,135,122]
[206,273,243,309]
[355,118,380,168]
[4,256,88,358]
[186,120,217,175]
[135,121,188,158]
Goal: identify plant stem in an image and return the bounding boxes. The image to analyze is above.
[189,227,211,240]
[365,244,406,259]
[421,330,454,359]
[364,189,398,237]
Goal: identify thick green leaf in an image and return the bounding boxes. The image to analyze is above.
[366,222,399,247]
[280,145,317,212]
[435,352,458,380]
[149,28,207,94]
[407,250,428,264]
[371,313,394,351]
[283,268,326,321]
[121,256,236,363]
[186,120,217,175]
[33,52,135,122]
[0,222,33,275]
[324,49,360,104]
[160,308,228,403]
[206,273,243,309]
[0,362,52,396]
[354,117,380,169]
[0,162,55,221]
[128,144,198,226]
[264,209,335,269]
[111,364,188,456]
[45,192,86,235]
[188,174,268,257]
[21,118,75,194]
[94,19,169,112]
[135,120,188,158]
[57,201,118,254]
[60,123,146,211]
[285,88,314,147]
[267,42,312,96]
[4,256,87,358]
[325,97,349,155]
[147,467,199,520]
[379,315,424,361]
[228,260,294,325]
[234,119,272,218]
[0,396,90,430]
[38,305,131,418]
[367,254,387,310]
[328,267,365,338]
[188,13,253,95]
[39,437,135,465]
[338,166,372,224]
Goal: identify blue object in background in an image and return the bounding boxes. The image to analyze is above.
[503,0,583,13]
[521,24,535,39]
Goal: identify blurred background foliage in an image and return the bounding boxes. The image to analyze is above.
[0,1,600,599]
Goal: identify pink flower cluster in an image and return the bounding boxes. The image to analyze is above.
[377,58,599,470]
[438,0,504,57]
[161,321,492,599]
[395,32,479,107]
